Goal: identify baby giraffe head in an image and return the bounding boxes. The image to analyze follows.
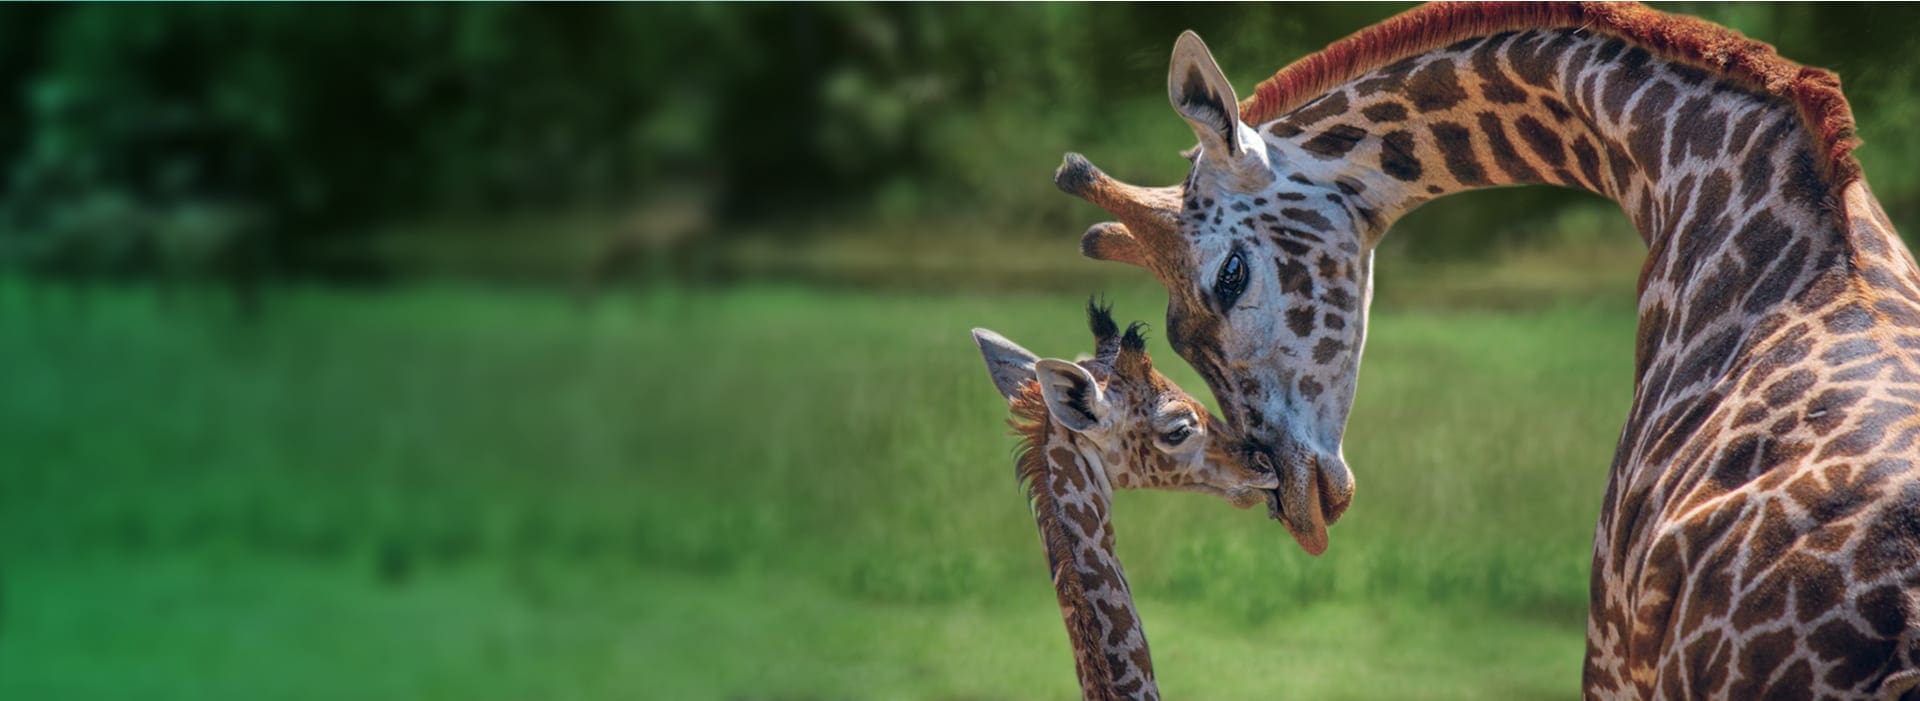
[972,300,1279,511]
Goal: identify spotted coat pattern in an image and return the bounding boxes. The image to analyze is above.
[981,305,1275,700]
[1059,14,1920,701]
[1257,29,1920,700]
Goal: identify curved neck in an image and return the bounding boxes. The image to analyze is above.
[1025,420,1156,701]
[1260,28,1888,394]
[1267,28,1852,246]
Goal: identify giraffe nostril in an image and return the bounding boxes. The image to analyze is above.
[1243,438,1277,466]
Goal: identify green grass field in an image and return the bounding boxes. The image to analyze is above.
[0,275,1640,699]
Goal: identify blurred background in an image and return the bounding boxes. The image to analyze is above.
[0,3,1914,699]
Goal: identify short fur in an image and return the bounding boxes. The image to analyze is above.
[1008,380,1122,701]
[1050,3,1920,696]
[1237,1,1862,202]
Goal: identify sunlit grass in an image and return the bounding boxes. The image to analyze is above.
[0,277,1637,699]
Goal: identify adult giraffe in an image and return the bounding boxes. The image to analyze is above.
[1053,2,1920,698]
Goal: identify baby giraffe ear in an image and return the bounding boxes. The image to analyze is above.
[1034,358,1108,432]
[972,328,1039,401]
[1169,30,1243,157]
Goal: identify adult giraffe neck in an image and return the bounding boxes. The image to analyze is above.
[1236,17,1920,697]
[1011,390,1159,701]
[1256,21,1920,451]
[1263,26,1861,253]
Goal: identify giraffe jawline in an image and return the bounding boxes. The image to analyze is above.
[1258,458,1330,556]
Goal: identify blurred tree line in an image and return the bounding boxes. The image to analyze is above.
[0,3,1913,291]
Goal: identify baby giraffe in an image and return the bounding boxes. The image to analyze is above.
[972,301,1276,701]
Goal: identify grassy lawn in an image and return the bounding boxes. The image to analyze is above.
[0,276,1638,699]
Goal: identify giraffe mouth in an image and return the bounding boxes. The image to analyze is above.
[1264,481,1327,556]
[1255,448,1348,556]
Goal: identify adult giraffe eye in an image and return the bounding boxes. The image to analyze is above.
[1161,425,1193,445]
[1215,252,1247,309]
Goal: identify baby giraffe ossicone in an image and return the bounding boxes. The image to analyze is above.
[972,301,1276,701]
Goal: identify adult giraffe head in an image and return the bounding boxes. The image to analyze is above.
[1056,31,1376,554]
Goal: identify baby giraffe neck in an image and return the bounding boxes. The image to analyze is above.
[1022,418,1158,701]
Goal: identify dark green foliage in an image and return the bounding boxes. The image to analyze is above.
[0,4,1913,283]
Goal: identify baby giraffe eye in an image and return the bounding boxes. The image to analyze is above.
[1160,424,1194,445]
[1215,251,1247,309]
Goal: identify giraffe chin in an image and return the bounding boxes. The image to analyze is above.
[1257,450,1350,556]
[1265,479,1327,556]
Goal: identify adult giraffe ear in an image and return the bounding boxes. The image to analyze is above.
[1079,222,1149,268]
[1169,30,1244,158]
[973,328,1039,401]
[1034,358,1108,433]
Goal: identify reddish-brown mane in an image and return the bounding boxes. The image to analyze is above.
[1238,1,1862,194]
[1009,379,1056,504]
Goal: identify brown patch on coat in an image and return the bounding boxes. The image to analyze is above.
[1237,2,1861,210]
[1007,382,1121,698]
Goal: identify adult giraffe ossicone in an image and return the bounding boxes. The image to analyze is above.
[1055,2,1920,698]
[972,301,1277,700]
